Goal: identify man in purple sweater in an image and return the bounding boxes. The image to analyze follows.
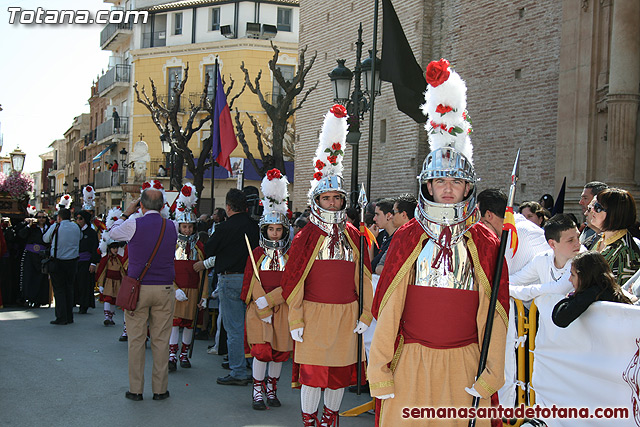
[110,188,178,401]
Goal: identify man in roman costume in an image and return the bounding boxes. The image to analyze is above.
[282,105,374,426]
[368,59,509,427]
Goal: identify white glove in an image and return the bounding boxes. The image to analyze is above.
[255,296,268,310]
[262,315,273,324]
[353,321,369,334]
[98,286,104,293]
[175,289,188,302]
[465,385,482,398]
[377,393,395,400]
[291,327,304,342]
[199,298,207,308]
[211,289,218,299]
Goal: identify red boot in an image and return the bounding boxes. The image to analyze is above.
[302,411,318,427]
[169,344,178,372]
[319,406,339,427]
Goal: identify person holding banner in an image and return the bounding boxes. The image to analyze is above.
[241,169,293,410]
[281,105,373,426]
[368,59,509,426]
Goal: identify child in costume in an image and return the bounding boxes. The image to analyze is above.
[241,169,293,410]
[169,183,207,371]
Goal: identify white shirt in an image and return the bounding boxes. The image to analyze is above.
[505,213,550,274]
[109,210,178,242]
[508,247,585,302]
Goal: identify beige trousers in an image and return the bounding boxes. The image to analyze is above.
[125,284,175,394]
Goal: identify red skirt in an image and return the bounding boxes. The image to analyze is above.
[250,343,290,363]
[173,318,193,328]
[292,361,366,390]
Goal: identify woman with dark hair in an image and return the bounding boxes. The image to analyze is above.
[588,188,640,287]
[519,201,547,227]
[552,251,631,327]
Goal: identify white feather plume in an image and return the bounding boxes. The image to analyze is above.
[26,205,36,216]
[309,105,348,196]
[58,194,73,210]
[99,231,109,256]
[177,183,198,211]
[261,172,289,216]
[421,62,474,163]
[106,207,123,230]
[160,203,171,219]
[141,180,167,202]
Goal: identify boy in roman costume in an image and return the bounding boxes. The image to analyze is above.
[241,168,294,410]
[169,183,207,371]
[367,59,509,427]
[282,105,373,426]
[96,207,127,326]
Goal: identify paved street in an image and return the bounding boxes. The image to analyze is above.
[0,306,375,427]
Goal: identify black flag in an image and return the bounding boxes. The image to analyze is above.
[552,177,566,215]
[381,0,427,123]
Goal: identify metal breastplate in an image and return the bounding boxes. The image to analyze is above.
[315,227,354,262]
[415,238,475,290]
[260,248,287,271]
[175,234,198,261]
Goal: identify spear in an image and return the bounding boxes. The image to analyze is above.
[356,184,367,395]
[469,149,520,427]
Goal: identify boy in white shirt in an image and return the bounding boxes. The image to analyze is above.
[510,214,584,302]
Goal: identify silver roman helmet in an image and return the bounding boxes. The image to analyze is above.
[308,105,349,231]
[416,58,480,242]
[259,169,291,252]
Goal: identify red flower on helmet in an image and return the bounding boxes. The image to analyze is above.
[142,182,151,190]
[153,182,163,190]
[313,171,323,181]
[327,155,338,165]
[330,104,348,118]
[315,160,325,171]
[153,180,161,185]
[178,206,185,212]
[64,195,70,200]
[181,185,192,197]
[266,168,282,181]
[425,58,450,88]
[331,142,342,151]
[86,186,93,192]
[435,104,453,114]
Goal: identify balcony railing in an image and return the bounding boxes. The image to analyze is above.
[100,20,133,48]
[98,64,131,95]
[95,170,127,189]
[84,129,96,146]
[158,94,186,113]
[96,117,128,142]
[142,30,167,48]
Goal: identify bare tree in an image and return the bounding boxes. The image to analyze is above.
[236,43,317,177]
[133,63,245,209]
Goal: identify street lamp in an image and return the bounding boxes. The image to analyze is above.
[9,146,26,173]
[361,50,382,97]
[327,24,380,206]
[73,177,79,207]
[63,181,69,194]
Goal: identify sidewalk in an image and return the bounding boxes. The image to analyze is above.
[0,306,375,427]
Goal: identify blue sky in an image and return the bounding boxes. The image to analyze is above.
[0,0,111,173]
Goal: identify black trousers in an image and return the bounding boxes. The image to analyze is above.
[74,261,95,309]
[50,259,78,323]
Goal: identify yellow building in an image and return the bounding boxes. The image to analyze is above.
[99,0,299,212]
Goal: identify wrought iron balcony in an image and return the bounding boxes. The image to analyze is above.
[100,20,133,50]
[96,117,128,143]
[98,64,131,97]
